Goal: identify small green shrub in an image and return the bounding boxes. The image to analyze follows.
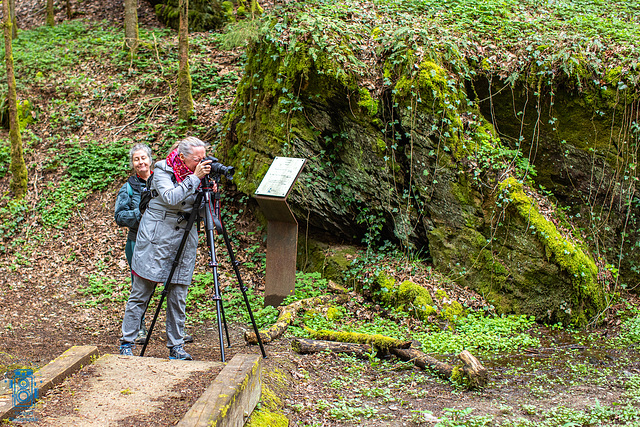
[0,139,10,178]
[38,179,88,228]
[616,314,640,348]
[81,274,127,307]
[60,139,129,191]
[0,196,28,252]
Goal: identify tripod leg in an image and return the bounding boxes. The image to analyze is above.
[141,286,169,357]
[220,301,231,347]
[211,292,226,362]
[217,213,267,359]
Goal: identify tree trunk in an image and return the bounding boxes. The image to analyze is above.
[124,0,139,55]
[66,0,72,19]
[46,0,55,26]
[292,338,373,357]
[9,0,17,39]
[177,0,193,124]
[3,0,27,198]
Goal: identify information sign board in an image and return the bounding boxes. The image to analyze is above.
[255,157,306,198]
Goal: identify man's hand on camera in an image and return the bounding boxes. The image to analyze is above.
[195,159,212,179]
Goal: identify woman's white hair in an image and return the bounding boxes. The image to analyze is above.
[129,143,153,169]
[178,136,209,157]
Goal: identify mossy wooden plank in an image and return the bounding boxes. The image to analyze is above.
[177,353,262,427]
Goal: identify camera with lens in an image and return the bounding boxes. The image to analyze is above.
[202,156,235,181]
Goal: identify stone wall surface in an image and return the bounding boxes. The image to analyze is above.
[215,39,639,325]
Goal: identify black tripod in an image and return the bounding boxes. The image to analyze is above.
[140,172,267,362]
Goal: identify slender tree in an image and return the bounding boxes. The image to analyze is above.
[177,0,194,124]
[46,0,54,26]
[66,0,72,20]
[124,0,139,55]
[3,0,27,198]
[9,0,16,39]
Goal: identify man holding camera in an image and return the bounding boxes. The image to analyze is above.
[119,136,215,360]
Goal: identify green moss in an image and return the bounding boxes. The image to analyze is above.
[392,59,466,159]
[221,1,235,22]
[177,64,194,123]
[397,280,436,320]
[441,300,466,323]
[450,366,469,388]
[245,411,288,427]
[246,383,288,427]
[358,87,378,116]
[434,289,448,300]
[310,329,407,351]
[374,271,397,305]
[373,137,386,155]
[499,177,605,325]
[17,100,34,131]
[398,280,433,305]
[326,306,343,321]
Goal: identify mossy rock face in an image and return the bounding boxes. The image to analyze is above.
[474,78,640,288]
[296,237,357,285]
[154,0,225,32]
[220,36,617,325]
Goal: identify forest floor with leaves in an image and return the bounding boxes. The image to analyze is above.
[0,1,640,426]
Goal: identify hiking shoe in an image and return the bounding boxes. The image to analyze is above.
[134,328,148,345]
[119,343,135,356]
[184,334,193,343]
[169,344,192,360]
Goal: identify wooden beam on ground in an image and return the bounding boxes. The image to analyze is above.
[292,338,373,357]
[177,353,262,427]
[0,345,99,422]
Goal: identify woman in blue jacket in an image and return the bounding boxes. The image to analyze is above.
[114,143,154,344]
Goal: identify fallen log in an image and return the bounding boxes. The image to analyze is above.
[391,347,488,389]
[390,347,453,377]
[291,336,488,389]
[244,291,347,344]
[291,338,372,357]
[307,329,412,351]
[458,350,489,388]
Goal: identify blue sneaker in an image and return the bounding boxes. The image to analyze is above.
[169,344,192,360]
[119,343,135,356]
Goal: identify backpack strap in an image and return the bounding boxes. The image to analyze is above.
[127,175,143,193]
[126,182,133,197]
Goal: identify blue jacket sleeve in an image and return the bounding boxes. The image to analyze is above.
[114,182,141,229]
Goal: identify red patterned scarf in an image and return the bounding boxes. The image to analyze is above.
[166,149,192,182]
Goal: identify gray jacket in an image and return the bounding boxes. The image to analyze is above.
[131,160,203,285]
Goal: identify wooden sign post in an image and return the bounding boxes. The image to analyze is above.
[254,157,306,307]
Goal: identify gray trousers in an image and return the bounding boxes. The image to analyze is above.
[121,274,188,348]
